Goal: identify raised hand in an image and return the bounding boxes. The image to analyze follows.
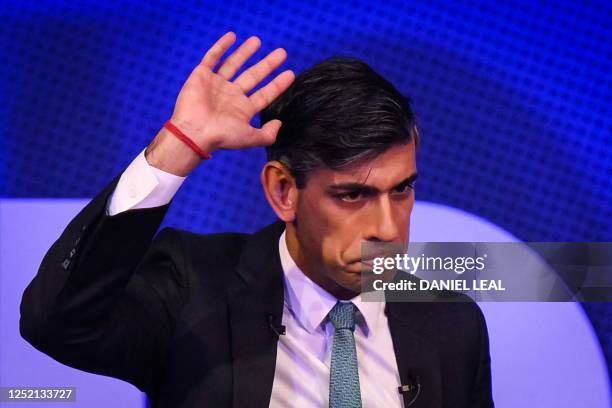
[146,32,295,176]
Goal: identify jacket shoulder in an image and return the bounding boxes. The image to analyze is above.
[153,227,250,282]
[163,226,248,258]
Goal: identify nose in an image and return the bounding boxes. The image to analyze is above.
[364,195,401,242]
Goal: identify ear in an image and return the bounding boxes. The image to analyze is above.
[260,161,298,222]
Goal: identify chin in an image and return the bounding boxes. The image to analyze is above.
[336,272,365,295]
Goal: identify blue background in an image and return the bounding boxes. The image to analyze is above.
[1,0,610,388]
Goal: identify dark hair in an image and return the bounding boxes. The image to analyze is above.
[261,56,419,188]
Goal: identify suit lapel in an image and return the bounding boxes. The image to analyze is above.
[385,275,444,408]
[228,220,286,408]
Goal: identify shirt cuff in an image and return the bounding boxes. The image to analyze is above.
[107,147,186,216]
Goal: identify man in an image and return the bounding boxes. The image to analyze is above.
[20,32,493,407]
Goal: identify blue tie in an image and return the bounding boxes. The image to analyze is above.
[328,302,362,408]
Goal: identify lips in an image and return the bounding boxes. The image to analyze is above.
[345,259,378,274]
[345,261,368,273]
[349,253,395,264]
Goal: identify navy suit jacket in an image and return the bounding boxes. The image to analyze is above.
[20,173,494,407]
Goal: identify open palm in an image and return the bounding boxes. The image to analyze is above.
[170,32,295,152]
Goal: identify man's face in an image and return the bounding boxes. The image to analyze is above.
[290,141,417,299]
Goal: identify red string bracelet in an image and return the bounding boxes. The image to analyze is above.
[163,120,212,160]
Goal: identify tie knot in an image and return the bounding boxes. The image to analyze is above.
[328,302,356,331]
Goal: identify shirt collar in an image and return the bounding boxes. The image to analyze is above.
[278,229,383,336]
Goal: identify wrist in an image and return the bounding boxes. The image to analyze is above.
[145,127,207,177]
[169,116,219,152]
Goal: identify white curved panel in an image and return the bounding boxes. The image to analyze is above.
[411,200,610,407]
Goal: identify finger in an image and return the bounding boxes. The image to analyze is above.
[249,119,283,146]
[234,48,287,93]
[200,31,237,69]
[249,70,295,112]
[217,36,261,80]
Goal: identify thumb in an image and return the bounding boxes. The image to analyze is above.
[255,119,283,146]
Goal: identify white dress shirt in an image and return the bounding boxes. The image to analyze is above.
[107,148,404,407]
[106,148,186,216]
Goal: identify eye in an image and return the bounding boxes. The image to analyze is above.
[337,191,364,202]
[392,182,414,195]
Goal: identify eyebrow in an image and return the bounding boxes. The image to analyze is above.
[326,172,419,194]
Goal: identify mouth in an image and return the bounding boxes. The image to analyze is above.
[348,253,386,264]
[345,259,378,274]
[351,246,402,261]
